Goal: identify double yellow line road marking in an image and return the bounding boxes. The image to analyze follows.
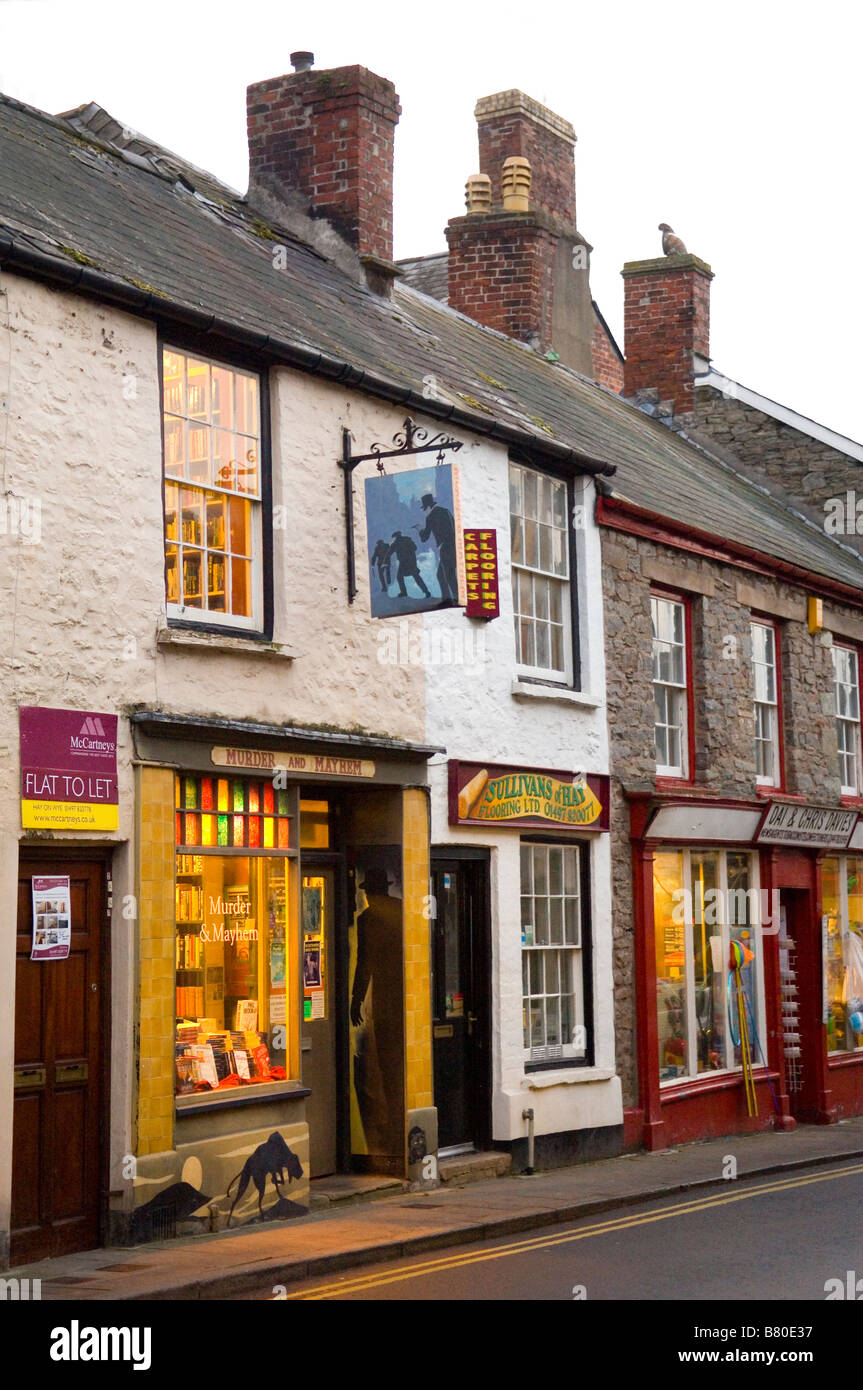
[280,1159,863,1299]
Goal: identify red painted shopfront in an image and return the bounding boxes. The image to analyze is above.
[626,793,863,1150]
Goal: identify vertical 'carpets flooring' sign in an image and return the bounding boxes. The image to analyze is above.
[20,706,119,830]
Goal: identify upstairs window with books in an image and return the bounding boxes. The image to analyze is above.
[173,774,295,1100]
[162,349,263,630]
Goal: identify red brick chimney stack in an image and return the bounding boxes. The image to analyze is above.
[445,90,594,374]
[246,57,401,270]
[476,90,577,223]
[622,253,713,418]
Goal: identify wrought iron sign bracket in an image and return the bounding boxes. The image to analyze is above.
[338,417,463,604]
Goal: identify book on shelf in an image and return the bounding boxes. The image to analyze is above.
[176,883,203,921]
[177,854,204,875]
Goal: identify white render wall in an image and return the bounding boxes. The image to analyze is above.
[0,272,438,1250]
[420,441,621,1142]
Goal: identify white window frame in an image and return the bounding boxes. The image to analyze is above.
[509,462,574,684]
[520,841,586,1065]
[658,848,767,1086]
[162,347,264,632]
[751,620,781,787]
[651,595,688,778]
[832,644,862,797]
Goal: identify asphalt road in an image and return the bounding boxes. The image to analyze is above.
[239,1157,863,1302]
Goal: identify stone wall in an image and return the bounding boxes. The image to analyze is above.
[694,385,863,556]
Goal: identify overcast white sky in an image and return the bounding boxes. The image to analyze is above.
[1,0,860,439]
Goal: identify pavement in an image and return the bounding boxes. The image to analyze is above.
[11,1116,863,1300]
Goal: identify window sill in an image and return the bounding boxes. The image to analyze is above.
[840,795,863,809]
[659,1068,776,1103]
[511,680,603,709]
[175,1081,310,1114]
[755,786,799,800]
[157,627,296,661]
[524,1066,616,1088]
[827,1049,863,1067]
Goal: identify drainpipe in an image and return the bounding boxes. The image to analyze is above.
[522,1108,535,1175]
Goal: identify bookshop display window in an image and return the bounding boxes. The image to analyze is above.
[162,347,263,630]
[653,848,766,1083]
[174,774,294,1098]
[822,857,863,1054]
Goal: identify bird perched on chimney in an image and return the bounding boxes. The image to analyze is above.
[659,223,687,255]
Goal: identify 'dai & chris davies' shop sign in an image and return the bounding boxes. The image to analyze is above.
[20,706,119,831]
[448,760,610,831]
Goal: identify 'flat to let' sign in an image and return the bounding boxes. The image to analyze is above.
[20,705,119,831]
[463,529,499,620]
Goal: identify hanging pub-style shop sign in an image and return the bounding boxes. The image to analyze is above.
[20,706,118,831]
[365,462,466,617]
[31,875,72,960]
[448,760,610,831]
[463,529,500,619]
[756,801,858,850]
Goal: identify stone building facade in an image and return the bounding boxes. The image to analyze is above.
[599,505,863,1147]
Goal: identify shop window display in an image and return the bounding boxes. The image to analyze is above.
[823,857,863,1054]
[653,848,765,1083]
[174,774,291,1097]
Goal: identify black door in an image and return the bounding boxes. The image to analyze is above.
[431,855,490,1150]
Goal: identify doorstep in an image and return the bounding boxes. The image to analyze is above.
[308,1173,409,1209]
[438,1151,512,1185]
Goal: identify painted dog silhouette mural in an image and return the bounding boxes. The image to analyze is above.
[226,1132,304,1226]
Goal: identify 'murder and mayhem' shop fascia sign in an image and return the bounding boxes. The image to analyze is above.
[20,706,119,830]
[448,760,610,831]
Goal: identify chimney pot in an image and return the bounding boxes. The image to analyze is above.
[501,156,531,212]
[290,51,314,71]
[465,173,492,214]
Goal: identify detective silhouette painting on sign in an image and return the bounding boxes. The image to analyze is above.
[365,464,464,617]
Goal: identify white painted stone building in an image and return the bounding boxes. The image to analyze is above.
[0,62,627,1265]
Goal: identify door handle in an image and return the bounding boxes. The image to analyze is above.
[467,1011,478,1035]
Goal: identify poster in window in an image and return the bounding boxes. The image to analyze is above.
[365,464,465,617]
[31,875,72,960]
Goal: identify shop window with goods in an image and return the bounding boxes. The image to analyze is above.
[653,849,766,1083]
[822,857,863,1055]
[173,774,292,1097]
[162,348,263,630]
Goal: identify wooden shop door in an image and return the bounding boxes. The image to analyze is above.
[11,857,106,1264]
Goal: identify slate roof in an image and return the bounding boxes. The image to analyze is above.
[1,93,862,593]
